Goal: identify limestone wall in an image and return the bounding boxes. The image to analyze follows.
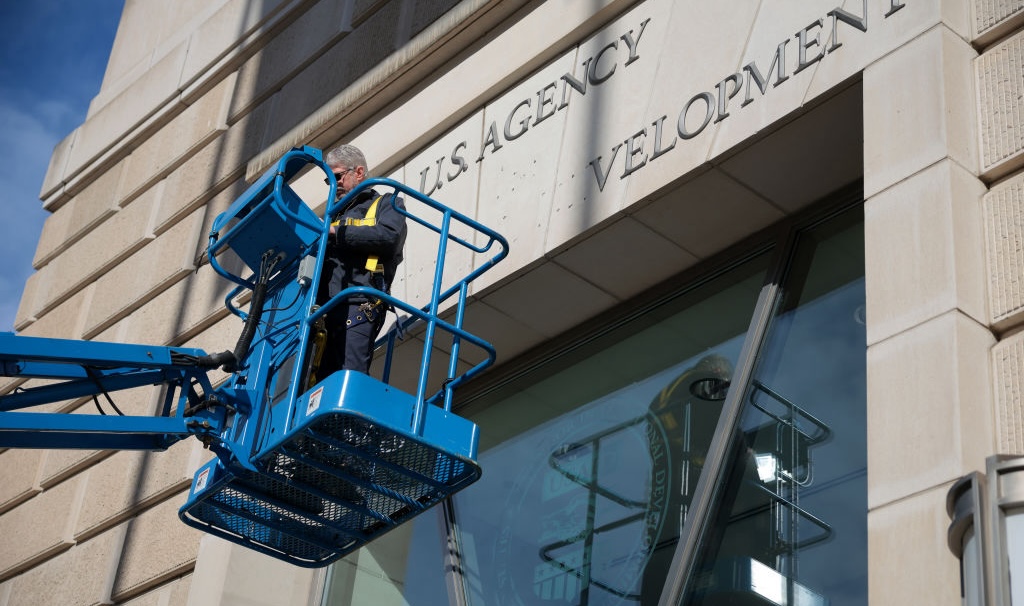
[863,2,1024,605]
[3,0,1021,604]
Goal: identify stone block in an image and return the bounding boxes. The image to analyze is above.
[65,43,189,179]
[62,159,126,248]
[18,282,95,341]
[473,49,576,276]
[972,0,1024,46]
[224,99,283,164]
[119,574,192,606]
[39,129,77,203]
[977,28,1024,180]
[97,0,223,107]
[868,485,961,606]
[159,140,239,238]
[352,0,387,25]
[91,313,131,344]
[160,103,272,228]
[984,174,1024,330]
[481,260,618,339]
[227,0,348,122]
[3,524,126,606]
[802,0,970,99]
[703,0,846,164]
[12,270,41,331]
[120,75,232,205]
[864,160,988,346]
[189,535,318,606]
[0,449,43,514]
[715,82,863,214]
[32,202,73,268]
[36,189,158,315]
[866,311,996,509]
[547,1,677,251]
[111,493,204,600]
[408,0,460,37]
[166,174,247,255]
[250,0,589,178]
[991,330,1024,453]
[864,26,978,198]
[401,115,491,301]
[632,167,781,261]
[100,2,186,98]
[180,0,292,90]
[0,476,81,577]
[75,441,194,541]
[553,216,690,301]
[83,207,205,338]
[109,267,234,348]
[39,450,113,492]
[95,184,246,348]
[268,0,401,142]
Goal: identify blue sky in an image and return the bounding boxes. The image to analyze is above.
[0,0,125,332]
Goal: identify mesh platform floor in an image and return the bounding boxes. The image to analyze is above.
[181,413,480,566]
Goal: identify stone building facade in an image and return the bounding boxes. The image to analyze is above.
[1,0,1023,604]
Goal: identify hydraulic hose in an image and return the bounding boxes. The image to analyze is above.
[229,251,281,370]
[197,250,282,372]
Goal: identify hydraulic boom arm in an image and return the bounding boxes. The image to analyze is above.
[0,333,224,450]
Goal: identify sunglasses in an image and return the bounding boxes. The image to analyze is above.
[324,167,353,185]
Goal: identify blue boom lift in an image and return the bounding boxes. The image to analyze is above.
[0,146,508,567]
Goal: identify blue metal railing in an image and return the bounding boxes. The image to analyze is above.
[204,147,508,445]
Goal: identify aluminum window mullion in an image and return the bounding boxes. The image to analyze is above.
[440,498,470,606]
[656,230,795,606]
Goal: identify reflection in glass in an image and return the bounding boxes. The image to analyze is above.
[454,253,770,606]
[320,514,450,606]
[681,207,866,606]
[318,203,866,606]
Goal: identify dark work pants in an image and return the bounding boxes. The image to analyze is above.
[322,302,386,376]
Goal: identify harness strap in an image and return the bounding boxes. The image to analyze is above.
[331,196,385,272]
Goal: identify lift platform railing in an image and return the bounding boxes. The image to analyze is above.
[182,146,508,566]
[199,146,507,452]
[0,145,508,568]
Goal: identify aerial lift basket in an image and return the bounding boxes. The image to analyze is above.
[173,146,504,566]
[180,371,482,567]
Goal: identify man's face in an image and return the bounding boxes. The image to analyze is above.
[328,164,364,197]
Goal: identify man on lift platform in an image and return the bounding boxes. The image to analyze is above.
[316,144,408,377]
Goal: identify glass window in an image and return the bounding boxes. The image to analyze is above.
[319,199,866,606]
[320,517,451,605]
[453,252,773,606]
[1007,507,1024,606]
[680,206,866,606]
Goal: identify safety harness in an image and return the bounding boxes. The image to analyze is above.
[332,195,385,273]
[308,195,390,386]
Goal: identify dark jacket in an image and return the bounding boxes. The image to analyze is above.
[322,188,407,302]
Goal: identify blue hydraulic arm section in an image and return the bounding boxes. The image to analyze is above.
[0,335,223,450]
[0,145,508,567]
